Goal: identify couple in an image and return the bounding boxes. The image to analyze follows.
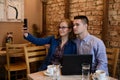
[23,15,108,75]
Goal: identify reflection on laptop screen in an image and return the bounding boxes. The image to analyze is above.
[61,54,92,75]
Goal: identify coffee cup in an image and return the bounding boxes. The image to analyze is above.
[46,65,54,75]
[95,70,106,80]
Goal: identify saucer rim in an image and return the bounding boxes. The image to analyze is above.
[43,70,53,76]
[92,74,107,80]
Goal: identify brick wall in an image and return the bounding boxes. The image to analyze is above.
[46,0,65,35]
[70,0,103,38]
[45,0,120,77]
[108,0,120,78]
[108,0,120,47]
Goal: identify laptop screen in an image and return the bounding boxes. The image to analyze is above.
[61,54,92,75]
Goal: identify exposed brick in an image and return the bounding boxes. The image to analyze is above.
[78,0,86,3]
[56,0,64,2]
[93,30,101,35]
[109,4,113,10]
[88,16,103,21]
[70,3,79,8]
[78,3,86,8]
[92,20,102,26]
[109,10,117,15]
[113,15,120,20]
[96,5,103,10]
[87,0,94,1]
[113,3,120,10]
[109,21,118,26]
[78,12,86,15]
[115,0,120,2]
[86,11,92,15]
[96,0,103,5]
[118,10,120,15]
[109,0,115,4]
[86,1,96,7]
[46,0,120,75]
[70,8,78,13]
[71,0,79,3]
[110,41,119,47]
[92,11,103,15]
[109,31,118,36]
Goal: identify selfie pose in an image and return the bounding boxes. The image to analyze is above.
[23,19,77,70]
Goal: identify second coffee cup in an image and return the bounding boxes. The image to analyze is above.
[95,70,106,80]
[46,65,54,75]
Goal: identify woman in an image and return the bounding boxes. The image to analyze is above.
[23,19,77,70]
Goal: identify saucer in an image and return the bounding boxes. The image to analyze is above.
[92,77,107,80]
[43,70,53,77]
[92,74,107,80]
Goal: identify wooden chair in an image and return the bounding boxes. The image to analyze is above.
[24,45,47,75]
[4,43,29,80]
[106,48,119,78]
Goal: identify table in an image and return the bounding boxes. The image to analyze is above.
[28,71,118,80]
[0,46,6,56]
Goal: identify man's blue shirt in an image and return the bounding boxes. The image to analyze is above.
[74,34,108,75]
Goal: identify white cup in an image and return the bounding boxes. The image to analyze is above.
[95,70,106,80]
[46,65,54,75]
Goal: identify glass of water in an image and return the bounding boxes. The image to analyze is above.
[82,63,90,80]
[52,65,61,80]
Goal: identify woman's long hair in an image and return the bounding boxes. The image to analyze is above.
[57,19,76,40]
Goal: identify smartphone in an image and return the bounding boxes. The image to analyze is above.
[23,18,28,30]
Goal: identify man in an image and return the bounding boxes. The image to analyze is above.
[73,15,108,75]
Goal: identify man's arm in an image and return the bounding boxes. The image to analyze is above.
[96,40,109,75]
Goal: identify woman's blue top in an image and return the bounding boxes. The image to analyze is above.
[24,33,77,70]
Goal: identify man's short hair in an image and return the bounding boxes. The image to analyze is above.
[74,15,89,25]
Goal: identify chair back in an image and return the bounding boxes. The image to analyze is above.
[106,48,119,77]
[24,45,47,74]
[5,43,29,80]
[6,43,29,67]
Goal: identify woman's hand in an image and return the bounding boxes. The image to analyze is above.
[24,32,28,37]
[22,28,28,37]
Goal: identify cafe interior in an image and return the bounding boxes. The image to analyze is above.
[0,0,120,80]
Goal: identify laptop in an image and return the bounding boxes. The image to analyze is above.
[61,54,92,75]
